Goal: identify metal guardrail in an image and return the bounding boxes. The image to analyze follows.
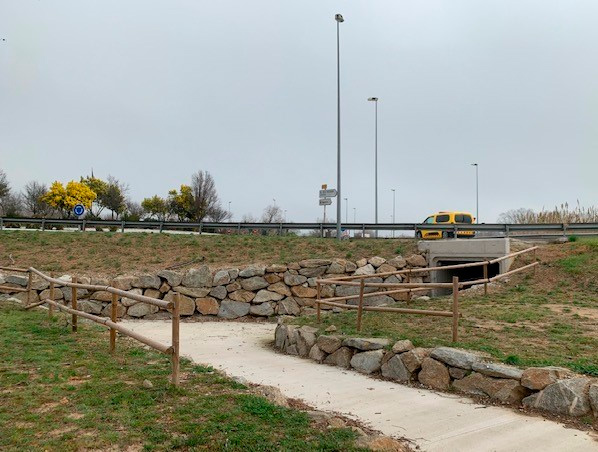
[1,217,597,235]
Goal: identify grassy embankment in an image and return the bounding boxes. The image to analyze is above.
[0,230,415,275]
[0,300,368,451]
[293,238,598,376]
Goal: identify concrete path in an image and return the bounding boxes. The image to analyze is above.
[122,320,597,452]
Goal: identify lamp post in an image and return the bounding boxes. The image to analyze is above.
[344,197,348,223]
[335,13,344,240]
[471,163,479,222]
[368,97,379,237]
[228,201,231,217]
[353,207,356,222]
[391,188,396,238]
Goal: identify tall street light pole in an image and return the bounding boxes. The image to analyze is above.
[368,97,379,237]
[353,207,356,222]
[335,13,344,240]
[471,163,479,222]
[391,188,396,238]
[344,197,348,223]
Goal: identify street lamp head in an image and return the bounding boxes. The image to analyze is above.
[471,163,478,167]
[335,14,344,22]
[368,97,378,102]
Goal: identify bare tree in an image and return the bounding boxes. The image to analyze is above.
[207,204,232,222]
[190,170,220,222]
[123,199,144,221]
[242,213,257,222]
[261,204,284,223]
[22,181,49,217]
[0,169,9,199]
[1,193,22,217]
[103,176,127,219]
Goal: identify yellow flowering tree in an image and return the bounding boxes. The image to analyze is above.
[168,185,194,220]
[41,181,96,217]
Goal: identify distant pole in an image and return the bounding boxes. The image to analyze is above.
[228,201,231,217]
[335,13,344,241]
[353,207,356,222]
[391,188,396,238]
[344,197,348,223]
[471,163,479,222]
[368,97,379,237]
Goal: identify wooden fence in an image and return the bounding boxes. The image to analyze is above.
[0,266,181,386]
[315,247,539,342]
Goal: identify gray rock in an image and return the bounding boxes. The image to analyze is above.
[62,286,89,302]
[406,254,427,267]
[39,288,64,300]
[239,265,266,278]
[101,302,126,318]
[309,344,327,362]
[354,264,375,276]
[381,355,412,381]
[342,337,390,351]
[384,275,403,285]
[182,266,212,288]
[212,269,231,286]
[347,294,394,307]
[127,302,159,317]
[275,324,288,349]
[351,350,384,374]
[324,347,353,368]
[134,274,161,289]
[419,358,450,390]
[400,348,431,373]
[472,362,523,380]
[30,279,50,291]
[228,269,239,280]
[277,297,301,316]
[334,284,377,298]
[392,340,414,354]
[240,276,269,291]
[454,372,529,404]
[121,288,143,306]
[296,326,318,356]
[327,260,346,274]
[368,256,386,268]
[253,289,284,303]
[283,272,308,286]
[172,286,211,298]
[286,344,299,355]
[77,300,104,315]
[144,289,161,299]
[299,266,327,278]
[163,292,196,315]
[209,286,227,300]
[449,367,469,380]
[142,379,153,389]
[316,335,342,354]
[90,290,113,302]
[249,302,274,317]
[157,270,183,287]
[299,259,332,268]
[589,384,598,417]
[217,300,251,319]
[6,275,28,286]
[522,378,592,417]
[387,256,407,268]
[430,347,480,370]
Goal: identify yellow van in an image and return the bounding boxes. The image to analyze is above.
[417,211,476,239]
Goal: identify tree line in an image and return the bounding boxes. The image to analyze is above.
[0,169,284,223]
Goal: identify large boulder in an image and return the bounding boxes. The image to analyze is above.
[348,294,394,307]
[241,276,269,291]
[127,302,159,318]
[354,264,375,276]
[90,290,113,302]
[62,286,89,302]
[196,297,220,315]
[324,347,353,368]
[6,275,28,286]
[39,288,64,300]
[239,265,266,278]
[182,266,212,288]
[342,337,390,351]
[212,269,231,286]
[296,326,318,356]
[392,340,414,354]
[121,288,143,306]
[299,266,328,278]
[209,286,227,300]
[309,344,327,363]
[472,362,523,380]
[406,254,427,267]
[77,300,104,315]
[172,286,211,298]
[277,297,301,316]
[157,270,183,287]
[522,378,592,416]
[283,272,307,286]
[316,335,342,354]
[368,256,386,268]
[589,384,598,417]
[387,256,407,269]
[163,292,195,316]
[430,347,480,370]
[381,355,412,381]
[334,285,377,298]
[274,324,288,349]
[249,302,274,317]
[520,366,572,390]
[376,263,397,274]
[291,285,317,298]
[228,290,255,303]
[453,372,529,404]
[268,282,292,297]
[253,289,284,303]
[418,358,450,390]
[134,274,161,289]
[351,350,384,374]
[327,260,346,274]
[218,300,250,319]
[299,259,332,268]
[400,348,431,373]
[101,302,126,318]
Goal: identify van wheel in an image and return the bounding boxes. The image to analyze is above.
[416,231,422,239]
[442,231,449,239]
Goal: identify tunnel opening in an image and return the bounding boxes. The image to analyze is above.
[433,260,500,295]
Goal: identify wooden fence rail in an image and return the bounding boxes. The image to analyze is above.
[1,266,181,386]
[315,247,539,342]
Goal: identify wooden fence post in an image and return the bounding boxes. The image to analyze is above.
[533,248,537,276]
[483,262,488,296]
[71,277,78,332]
[171,293,180,386]
[452,276,459,343]
[26,270,32,307]
[48,280,54,319]
[405,271,411,303]
[110,293,118,353]
[316,282,321,323]
[356,279,365,332]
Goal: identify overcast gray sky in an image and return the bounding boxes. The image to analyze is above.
[1,1,596,223]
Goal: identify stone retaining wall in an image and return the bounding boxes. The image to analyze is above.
[0,254,428,320]
[274,324,598,421]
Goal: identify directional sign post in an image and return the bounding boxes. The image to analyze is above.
[73,204,85,217]
[319,198,332,206]
[319,189,337,199]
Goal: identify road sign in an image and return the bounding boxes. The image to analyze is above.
[319,189,337,198]
[319,198,332,206]
[73,204,85,216]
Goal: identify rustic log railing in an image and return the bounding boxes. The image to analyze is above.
[315,247,539,342]
[0,266,181,386]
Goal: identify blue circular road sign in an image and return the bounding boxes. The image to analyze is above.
[73,204,85,216]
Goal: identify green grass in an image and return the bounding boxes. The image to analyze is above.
[0,301,365,451]
[0,230,415,274]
